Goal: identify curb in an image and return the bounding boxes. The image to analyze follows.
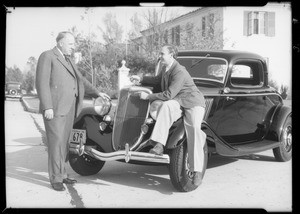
[21,97,40,114]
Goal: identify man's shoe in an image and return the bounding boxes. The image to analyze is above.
[192,171,202,186]
[51,182,65,191]
[63,178,77,185]
[149,142,164,155]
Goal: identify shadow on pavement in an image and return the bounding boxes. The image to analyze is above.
[236,153,276,162]
[6,141,50,189]
[77,162,175,195]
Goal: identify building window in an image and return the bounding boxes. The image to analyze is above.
[171,25,180,46]
[244,11,275,37]
[202,16,206,37]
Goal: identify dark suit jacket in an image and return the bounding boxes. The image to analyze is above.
[141,60,206,109]
[36,47,99,117]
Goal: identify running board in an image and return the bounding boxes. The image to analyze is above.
[216,140,280,157]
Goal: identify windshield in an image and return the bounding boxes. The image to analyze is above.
[177,56,228,84]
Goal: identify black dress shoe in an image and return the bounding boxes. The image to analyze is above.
[149,143,164,155]
[192,171,202,186]
[51,182,65,191]
[63,178,77,185]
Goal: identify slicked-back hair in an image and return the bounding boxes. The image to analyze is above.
[56,31,74,43]
[163,44,178,59]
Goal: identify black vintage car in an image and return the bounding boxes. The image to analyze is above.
[68,50,292,192]
[5,82,23,99]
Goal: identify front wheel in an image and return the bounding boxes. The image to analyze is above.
[168,140,208,192]
[273,116,292,162]
[69,144,105,176]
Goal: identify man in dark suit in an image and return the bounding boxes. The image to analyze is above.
[130,45,206,186]
[36,31,110,191]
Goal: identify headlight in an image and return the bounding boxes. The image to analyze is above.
[94,96,111,116]
[149,100,163,120]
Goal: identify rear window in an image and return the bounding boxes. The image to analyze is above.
[230,60,264,87]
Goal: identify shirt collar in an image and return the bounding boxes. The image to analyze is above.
[56,46,64,57]
[165,59,174,73]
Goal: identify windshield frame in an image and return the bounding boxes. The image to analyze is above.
[177,56,229,84]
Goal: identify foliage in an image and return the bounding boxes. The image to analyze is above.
[268,79,279,91]
[99,12,123,45]
[5,65,23,83]
[280,85,289,100]
[268,78,289,100]
[125,52,156,75]
[23,70,35,94]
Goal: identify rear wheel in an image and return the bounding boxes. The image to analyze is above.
[273,116,292,162]
[168,140,208,192]
[69,140,105,176]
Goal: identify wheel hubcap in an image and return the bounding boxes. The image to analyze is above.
[185,153,194,179]
[282,125,292,152]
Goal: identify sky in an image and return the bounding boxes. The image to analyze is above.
[5,6,199,71]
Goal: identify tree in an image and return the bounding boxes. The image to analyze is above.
[128,12,143,40]
[23,71,35,94]
[22,56,37,93]
[99,12,123,45]
[5,65,23,83]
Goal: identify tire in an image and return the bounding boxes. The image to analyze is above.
[168,140,208,192]
[273,116,292,162]
[69,143,105,176]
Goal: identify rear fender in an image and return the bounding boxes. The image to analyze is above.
[266,105,292,142]
[73,107,113,153]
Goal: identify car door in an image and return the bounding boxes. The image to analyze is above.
[215,59,267,144]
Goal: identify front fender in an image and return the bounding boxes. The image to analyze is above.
[266,104,292,142]
[73,107,114,153]
[165,119,213,152]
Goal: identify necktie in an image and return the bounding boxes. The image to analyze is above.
[64,55,70,65]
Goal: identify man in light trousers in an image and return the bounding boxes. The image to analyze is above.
[130,44,206,185]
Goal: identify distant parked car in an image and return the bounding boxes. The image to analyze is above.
[5,82,22,99]
[68,50,292,192]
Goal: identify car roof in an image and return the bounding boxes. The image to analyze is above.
[177,50,266,62]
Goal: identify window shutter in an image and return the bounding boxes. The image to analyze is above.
[267,12,275,37]
[243,11,249,36]
[264,12,268,35]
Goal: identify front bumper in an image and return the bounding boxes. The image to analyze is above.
[69,143,170,164]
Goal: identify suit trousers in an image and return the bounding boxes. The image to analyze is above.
[150,100,206,172]
[43,97,76,184]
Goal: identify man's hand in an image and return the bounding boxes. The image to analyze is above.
[98,92,111,100]
[44,109,54,120]
[130,75,142,85]
[138,91,149,100]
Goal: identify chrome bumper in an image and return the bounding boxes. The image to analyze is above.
[69,143,170,164]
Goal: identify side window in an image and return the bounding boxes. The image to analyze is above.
[230,60,264,88]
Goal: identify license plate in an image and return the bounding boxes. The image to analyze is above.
[70,129,86,144]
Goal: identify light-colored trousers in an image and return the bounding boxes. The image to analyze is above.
[43,97,76,184]
[150,100,206,172]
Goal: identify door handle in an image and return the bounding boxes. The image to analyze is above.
[226,97,236,101]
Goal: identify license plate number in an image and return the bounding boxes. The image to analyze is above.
[70,129,86,144]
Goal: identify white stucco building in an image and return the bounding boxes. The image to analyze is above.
[131,3,291,96]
